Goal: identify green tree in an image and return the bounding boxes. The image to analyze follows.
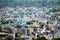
[33,37,47,40]
[15,33,18,37]
[32,38,35,40]
[19,38,24,40]
[1,20,7,24]
[39,37,47,40]
[16,24,22,28]
[26,21,33,25]
[5,36,13,40]
[0,27,2,32]
[15,37,24,40]
[52,38,60,40]
[4,26,10,30]
[39,23,44,28]
[33,27,37,32]
[9,20,14,23]
[51,15,56,20]
[32,20,36,22]
[25,26,28,28]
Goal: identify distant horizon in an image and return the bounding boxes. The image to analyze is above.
[0,0,60,2]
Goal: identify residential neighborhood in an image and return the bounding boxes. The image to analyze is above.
[0,0,60,40]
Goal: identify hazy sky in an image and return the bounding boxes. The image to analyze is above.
[0,0,60,2]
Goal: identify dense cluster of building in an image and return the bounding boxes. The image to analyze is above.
[0,6,60,40]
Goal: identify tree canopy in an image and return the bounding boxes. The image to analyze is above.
[39,23,44,28]
[0,27,2,32]
[5,36,13,40]
[52,38,60,40]
[16,24,22,28]
[26,21,33,25]
[32,37,47,40]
